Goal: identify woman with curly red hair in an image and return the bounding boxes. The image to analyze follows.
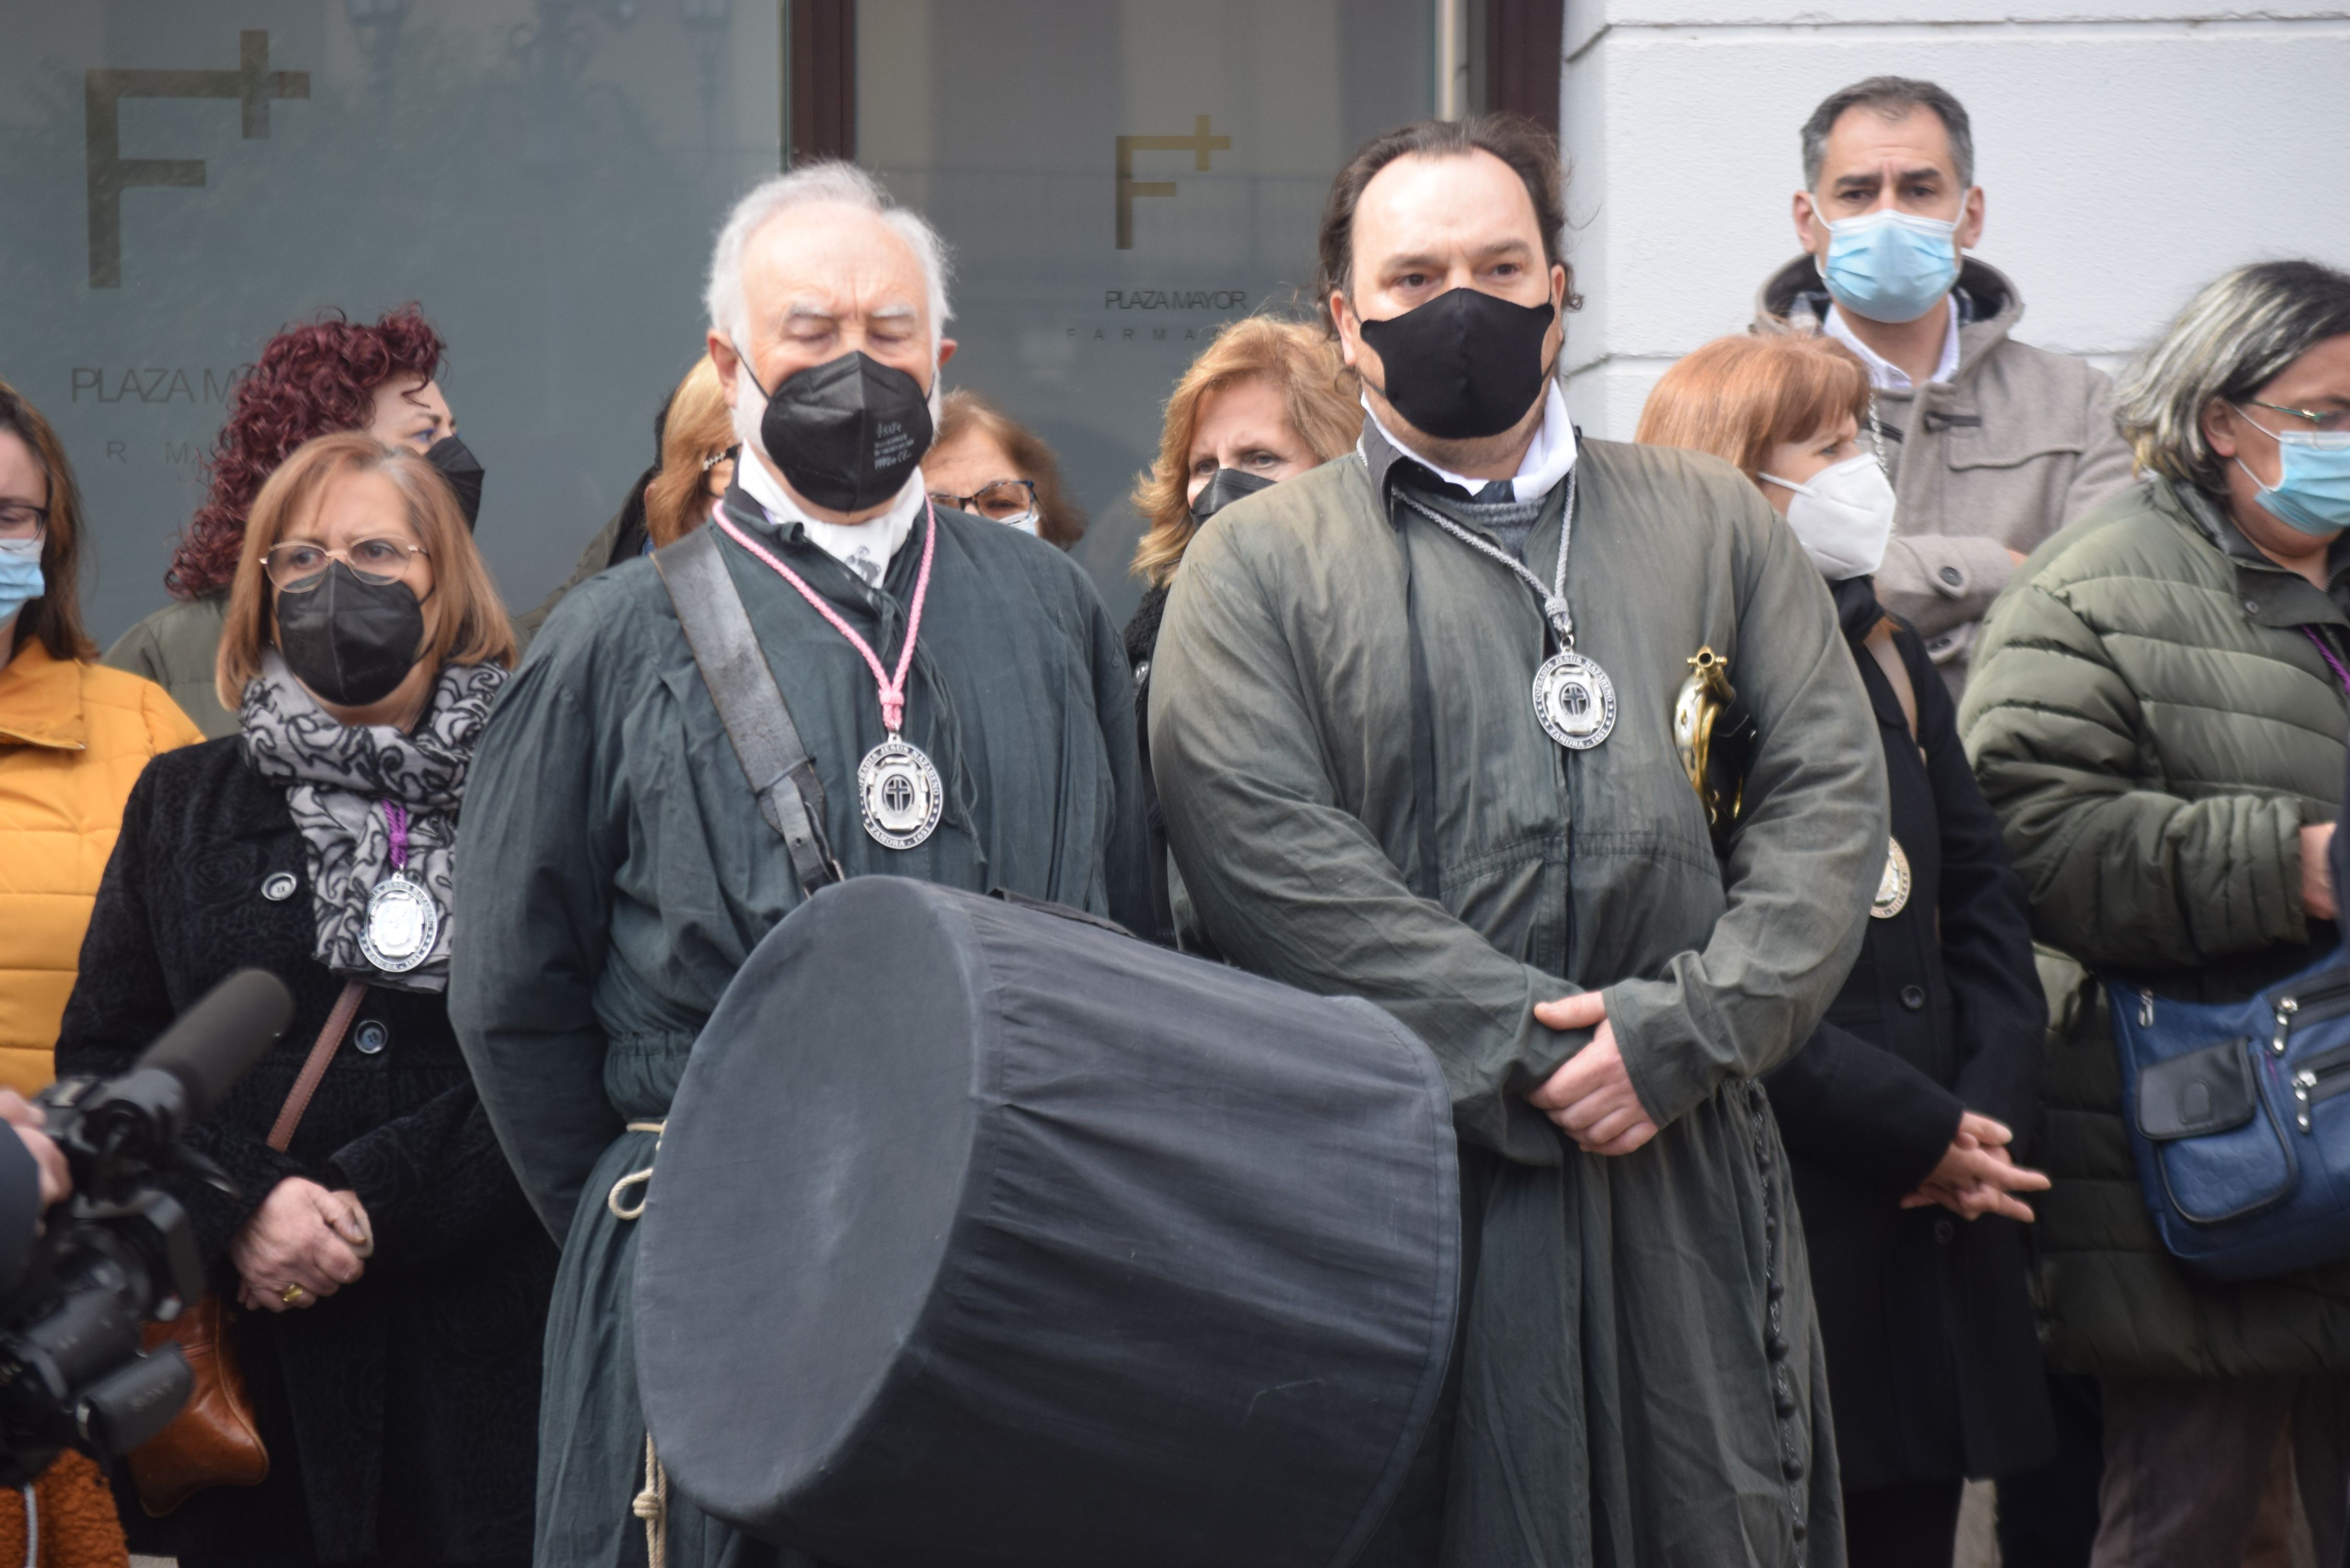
[105,305,478,735]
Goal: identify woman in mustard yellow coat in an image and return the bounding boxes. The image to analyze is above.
[0,379,200,1096]
[0,378,198,1566]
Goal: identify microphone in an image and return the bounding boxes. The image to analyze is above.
[126,970,295,1123]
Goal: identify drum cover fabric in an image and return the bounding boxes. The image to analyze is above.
[635,877,1460,1568]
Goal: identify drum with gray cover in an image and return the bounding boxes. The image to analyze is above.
[635,876,1459,1568]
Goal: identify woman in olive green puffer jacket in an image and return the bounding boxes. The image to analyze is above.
[1961,259,2350,1564]
[1966,473,2350,1359]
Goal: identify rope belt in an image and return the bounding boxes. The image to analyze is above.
[609,1119,671,1563]
[606,1119,667,1220]
[633,1433,670,1568]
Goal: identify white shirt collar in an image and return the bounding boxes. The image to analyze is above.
[736,450,926,589]
[1363,379,1578,502]
[1823,296,1961,393]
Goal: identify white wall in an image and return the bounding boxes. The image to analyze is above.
[1557,1,2350,439]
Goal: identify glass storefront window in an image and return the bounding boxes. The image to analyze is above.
[857,0,1433,622]
[1,2,1445,642]
[1,2,782,643]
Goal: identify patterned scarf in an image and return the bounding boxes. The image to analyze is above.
[239,653,506,994]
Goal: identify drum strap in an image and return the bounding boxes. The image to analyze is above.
[654,524,843,900]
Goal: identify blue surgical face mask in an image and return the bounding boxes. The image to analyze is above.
[2236,407,2350,536]
[0,537,42,627]
[1820,207,1962,325]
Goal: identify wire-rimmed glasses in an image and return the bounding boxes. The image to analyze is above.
[929,478,1038,524]
[263,536,430,593]
[2242,399,2350,437]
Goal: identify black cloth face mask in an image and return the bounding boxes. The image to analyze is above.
[275,563,428,708]
[1357,287,1557,442]
[746,349,933,514]
[422,434,485,531]
[1188,467,1275,527]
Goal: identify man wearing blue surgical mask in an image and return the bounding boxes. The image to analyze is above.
[1756,76,2135,697]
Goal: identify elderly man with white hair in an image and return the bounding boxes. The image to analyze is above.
[451,163,1149,1565]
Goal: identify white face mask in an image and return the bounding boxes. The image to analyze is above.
[1000,508,1041,537]
[1759,454,1897,580]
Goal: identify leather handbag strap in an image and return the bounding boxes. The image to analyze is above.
[1864,617,1920,746]
[654,524,843,900]
[268,980,365,1153]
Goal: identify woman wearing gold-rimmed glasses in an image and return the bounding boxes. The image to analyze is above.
[56,431,551,1565]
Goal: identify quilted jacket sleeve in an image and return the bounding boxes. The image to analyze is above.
[1963,572,2307,970]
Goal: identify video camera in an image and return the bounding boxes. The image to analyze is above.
[0,971,292,1486]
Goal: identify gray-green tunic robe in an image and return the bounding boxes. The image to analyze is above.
[1148,430,1887,1567]
[450,491,1149,1566]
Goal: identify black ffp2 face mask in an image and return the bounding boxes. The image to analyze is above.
[1188,467,1274,527]
[747,349,933,514]
[1357,287,1557,442]
[274,563,428,708]
[423,434,485,531]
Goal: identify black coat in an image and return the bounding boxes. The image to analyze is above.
[1763,578,2055,1494]
[56,736,555,1564]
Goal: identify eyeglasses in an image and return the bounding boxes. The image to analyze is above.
[263,536,430,593]
[2241,399,2350,437]
[0,501,48,544]
[929,478,1038,523]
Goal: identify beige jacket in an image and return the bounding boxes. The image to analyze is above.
[1756,256,2136,690]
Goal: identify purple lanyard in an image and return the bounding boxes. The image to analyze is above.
[383,801,411,874]
[2303,627,2350,702]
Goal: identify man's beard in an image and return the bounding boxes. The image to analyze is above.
[1373,363,1556,475]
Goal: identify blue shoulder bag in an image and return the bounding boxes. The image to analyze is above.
[2107,956,2350,1281]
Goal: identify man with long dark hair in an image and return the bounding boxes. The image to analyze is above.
[1149,115,1886,1565]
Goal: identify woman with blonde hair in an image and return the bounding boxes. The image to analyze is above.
[641,354,736,549]
[1640,332,2054,1567]
[1123,317,1361,947]
[59,432,553,1566]
[1127,318,1362,610]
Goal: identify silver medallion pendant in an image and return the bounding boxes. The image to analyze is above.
[359,873,440,973]
[1872,837,1913,920]
[1531,651,1618,751]
[858,735,945,850]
